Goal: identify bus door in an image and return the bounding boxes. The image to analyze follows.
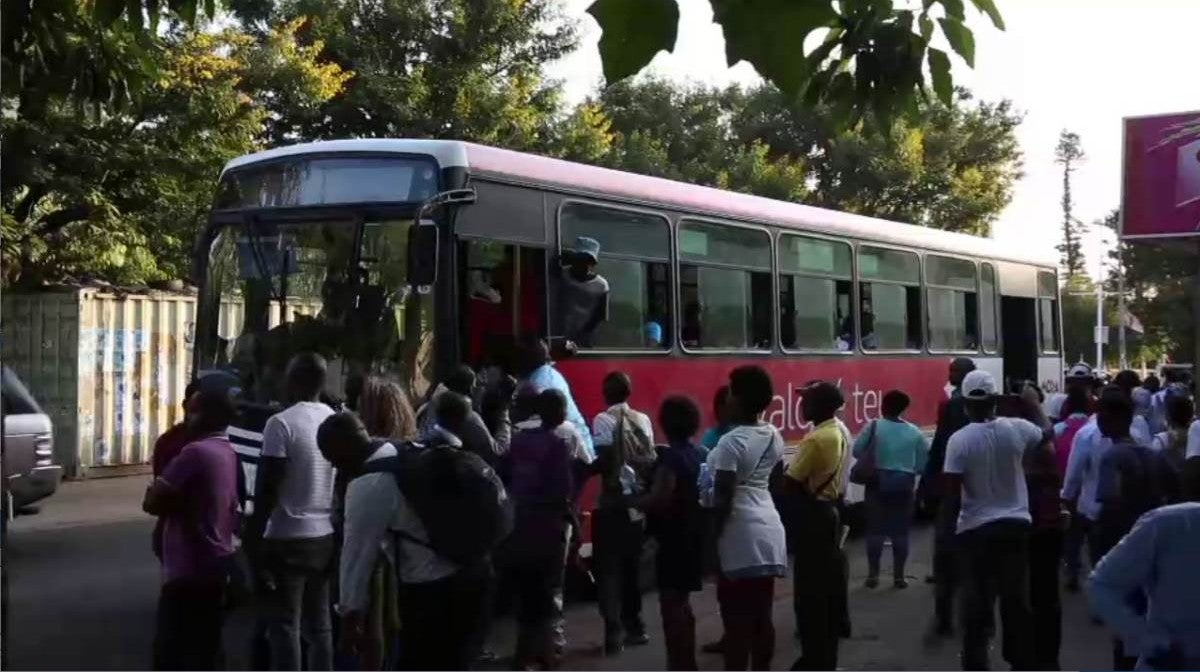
[458,239,545,369]
[997,262,1042,390]
[453,178,552,370]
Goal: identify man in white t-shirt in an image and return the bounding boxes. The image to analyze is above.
[943,369,1048,671]
[248,353,336,671]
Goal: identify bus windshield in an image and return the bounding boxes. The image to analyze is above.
[195,218,434,405]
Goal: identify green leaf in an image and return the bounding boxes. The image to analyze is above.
[969,0,1005,29]
[938,0,965,20]
[126,0,144,30]
[588,0,679,85]
[147,0,161,30]
[928,47,952,106]
[938,17,975,67]
[168,0,198,25]
[919,14,934,41]
[94,0,126,25]
[712,0,837,96]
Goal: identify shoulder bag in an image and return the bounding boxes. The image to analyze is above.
[848,420,879,487]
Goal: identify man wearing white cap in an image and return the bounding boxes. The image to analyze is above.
[1046,362,1095,422]
[943,369,1050,671]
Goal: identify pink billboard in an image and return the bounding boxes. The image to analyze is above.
[1121,111,1200,240]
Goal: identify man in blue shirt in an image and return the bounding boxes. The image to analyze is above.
[516,336,594,461]
[1092,386,1167,671]
[1088,503,1200,671]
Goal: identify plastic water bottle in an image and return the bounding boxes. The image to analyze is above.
[698,462,715,508]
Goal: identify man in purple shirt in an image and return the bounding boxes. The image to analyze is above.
[143,387,240,670]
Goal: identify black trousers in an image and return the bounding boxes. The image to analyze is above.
[592,508,646,645]
[792,498,842,671]
[396,564,493,671]
[506,543,567,668]
[1063,514,1093,581]
[153,576,227,671]
[1095,512,1143,672]
[1029,528,1063,669]
[958,519,1034,671]
[933,497,961,631]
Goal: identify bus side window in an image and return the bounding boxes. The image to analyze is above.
[980,262,999,353]
[927,254,980,352]
[858,246,922,352]
[558,203,671,350]
[778,234,853,352]
[1037,271,1060,354]
[678,220,773,351]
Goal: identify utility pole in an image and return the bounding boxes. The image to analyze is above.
[1117,253,1127,370]
[1095,246,1105,371]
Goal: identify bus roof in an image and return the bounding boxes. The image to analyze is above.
[223,138,1056,268]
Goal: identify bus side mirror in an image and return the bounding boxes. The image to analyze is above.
[407,189,476,289]
[407,220,439,287]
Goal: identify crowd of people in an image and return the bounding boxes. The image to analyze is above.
[142,342,1200,671]
[922,359,1200,671]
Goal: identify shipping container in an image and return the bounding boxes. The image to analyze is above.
[2,289,197,477]
[2,288,328,477]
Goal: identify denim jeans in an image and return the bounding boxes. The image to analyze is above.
[262,535,335,671]
[864,487,914,580]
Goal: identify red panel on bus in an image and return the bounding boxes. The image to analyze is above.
[556,356,951,441]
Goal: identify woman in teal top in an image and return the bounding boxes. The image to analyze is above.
[699,385,732,452]
[853,390,930,588]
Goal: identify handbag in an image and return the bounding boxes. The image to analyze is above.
[848,420,879,486]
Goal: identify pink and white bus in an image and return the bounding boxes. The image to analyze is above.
[194,138,1062,516]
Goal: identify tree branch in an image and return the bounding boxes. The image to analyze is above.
[12,185,48,224]
[34,205,93,235]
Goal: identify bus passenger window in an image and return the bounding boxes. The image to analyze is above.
[1037,271,1060,353]
[979,263,999,353]
[858,246,922,351]
[679,220,772,350]
[779,235,853,351]
[558,203,671,350]
[927,255,979,352]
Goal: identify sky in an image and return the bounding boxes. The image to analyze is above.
[547,0,1200,279]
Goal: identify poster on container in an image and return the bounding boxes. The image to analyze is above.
[1121,111,1200,240]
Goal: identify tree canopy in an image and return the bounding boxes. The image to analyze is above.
[228,0,578,148]
[557,78,1022,236]
[1109,231,1198,367]
[1,22,350,286]
[1054,130,1088,282]
[3,0,1025,287]
[586,0,1004,127]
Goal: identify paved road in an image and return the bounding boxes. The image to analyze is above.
[4,477,1114,670]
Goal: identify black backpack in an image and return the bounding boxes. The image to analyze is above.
[364,439,513,567]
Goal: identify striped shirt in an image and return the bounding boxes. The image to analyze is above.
[262,401,336,540]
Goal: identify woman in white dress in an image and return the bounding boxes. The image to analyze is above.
[705,365,788,671]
